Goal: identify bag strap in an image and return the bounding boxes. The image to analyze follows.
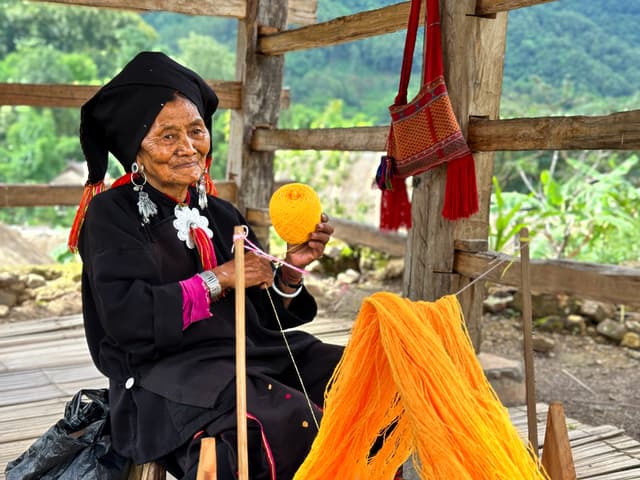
[425,0,444,82]
[394,0,423,105]
[394,0,444,105]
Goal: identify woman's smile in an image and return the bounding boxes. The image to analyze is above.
[136,95,211,200]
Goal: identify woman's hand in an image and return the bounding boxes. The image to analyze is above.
[213,252,273,290]
[285,213,333,271]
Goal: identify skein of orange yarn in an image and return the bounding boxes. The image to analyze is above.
[294,292,549,480]
[269,183,322,244]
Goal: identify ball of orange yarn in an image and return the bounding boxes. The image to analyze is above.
[269,183,322,245]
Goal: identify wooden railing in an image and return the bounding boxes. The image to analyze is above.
[250,111,640,152]
[3,0,638,333]
[25,0,318,25]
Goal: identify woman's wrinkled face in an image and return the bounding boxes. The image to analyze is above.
[136,94,210,201]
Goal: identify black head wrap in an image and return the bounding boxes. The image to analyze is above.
[80,51,219,184]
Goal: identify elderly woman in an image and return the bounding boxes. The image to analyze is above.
[71,52,343,480]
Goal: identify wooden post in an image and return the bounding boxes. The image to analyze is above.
[196,438,218,480]
[128,462,165,480]
[541,402,577,480]
[520,228,538,452]
[233,226,249,480]
[228,0,288,247]
[405,0,507,351]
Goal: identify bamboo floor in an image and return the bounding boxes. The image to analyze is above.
[1,314,639,479]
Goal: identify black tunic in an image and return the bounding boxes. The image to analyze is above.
[78,183,341,477]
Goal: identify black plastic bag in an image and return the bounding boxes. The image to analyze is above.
[5,388,131,480]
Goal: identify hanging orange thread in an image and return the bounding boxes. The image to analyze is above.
[295,292,549,480]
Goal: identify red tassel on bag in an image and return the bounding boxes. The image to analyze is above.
[442,153,479,220]
[379,175,412,231]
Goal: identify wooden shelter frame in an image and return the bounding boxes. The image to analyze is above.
[1,0,639,349]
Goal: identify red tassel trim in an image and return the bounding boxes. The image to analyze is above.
[190,226,217,270]
[68,181,106,253]
[442,153,479,220]
[204,156,218,197]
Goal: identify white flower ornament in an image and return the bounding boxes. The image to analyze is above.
[173,205,213,249]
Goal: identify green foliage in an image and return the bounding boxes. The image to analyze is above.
[490,154,640,264]
[174,33,235,81]
[0,0,157,78]
[489,176,530,252]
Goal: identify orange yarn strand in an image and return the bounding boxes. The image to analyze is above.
[68,181,106,253]
[294,293,549,480]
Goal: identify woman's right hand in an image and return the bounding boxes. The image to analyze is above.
[212,252,273,291]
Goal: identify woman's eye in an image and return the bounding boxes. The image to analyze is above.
[163,134,175,140]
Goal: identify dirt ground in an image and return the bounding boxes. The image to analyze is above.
[481,312,640,442]
[312,275,640,443]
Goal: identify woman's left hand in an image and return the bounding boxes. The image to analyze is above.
[285,213,333,270]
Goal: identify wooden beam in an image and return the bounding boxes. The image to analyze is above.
[454,250,640,308]
[0,82,289,112]
[26,0,246,18]
[245,207,407,257]
[258,2,414,56]
[252,110,640,152]
[27,0,315,22]
[287,0,317,26]
[0,182,238,207]
[331,218,406,257]
[475,0,556,16]
[0,83,286,112]
[468,110,640,151]
[252,126,388,152]
[0,82,242,110]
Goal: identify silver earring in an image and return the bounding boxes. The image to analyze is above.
[131,163,157,225]
[197,172,208,210]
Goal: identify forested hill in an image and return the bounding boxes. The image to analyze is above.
[503,1,640,99]
[144,0,640,121]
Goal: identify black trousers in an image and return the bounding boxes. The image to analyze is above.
[159,341,344,480]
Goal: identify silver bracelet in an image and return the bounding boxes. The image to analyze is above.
[271,269,303,298]
[198,270,222,299]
